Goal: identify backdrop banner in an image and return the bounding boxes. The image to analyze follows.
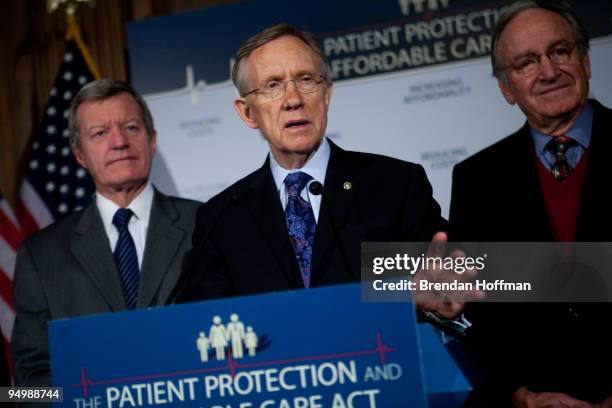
[127,0,612,216]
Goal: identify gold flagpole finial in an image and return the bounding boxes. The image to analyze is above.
[46,0,102,80]
[47,0,95,16]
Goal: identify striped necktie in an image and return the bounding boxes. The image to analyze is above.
[112,208,139,309]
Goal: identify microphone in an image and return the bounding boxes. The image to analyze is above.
[308,180,323,196]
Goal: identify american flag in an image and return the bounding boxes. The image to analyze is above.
[0,29,99,358]
[0,192,22,346]
[18,39,97,237]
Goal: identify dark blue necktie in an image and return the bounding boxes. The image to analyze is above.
[284,172,316,288]
[112,208,139,309]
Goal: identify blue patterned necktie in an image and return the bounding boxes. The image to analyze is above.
[112,208,139,309]
[284,172,316,288]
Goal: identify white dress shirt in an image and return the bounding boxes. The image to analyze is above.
[96,183,154,268]
[269,137,331,222]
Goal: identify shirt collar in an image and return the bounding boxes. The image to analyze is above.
[531,101,593,153]
[96,182,154,231]
[270,137,330,192]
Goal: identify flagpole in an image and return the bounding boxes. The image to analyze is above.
[64,12,101,80]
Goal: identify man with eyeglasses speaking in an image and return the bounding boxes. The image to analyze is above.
[174,24,449,306]
[449,1,612,406]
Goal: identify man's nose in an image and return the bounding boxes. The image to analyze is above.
[283,80,304,110]
[538,55,561,81]
[109,126,129,147]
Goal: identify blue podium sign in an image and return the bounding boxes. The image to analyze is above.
[49,284,427,407]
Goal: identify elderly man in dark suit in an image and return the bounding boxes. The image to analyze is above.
[174,24,450,309]
[450,1,612,406]
[12,79,200,387]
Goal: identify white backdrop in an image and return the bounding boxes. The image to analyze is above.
[147,37,612,216]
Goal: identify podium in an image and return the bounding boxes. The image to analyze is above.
[50,284,469,407]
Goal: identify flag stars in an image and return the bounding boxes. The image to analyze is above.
[26,46,96,220]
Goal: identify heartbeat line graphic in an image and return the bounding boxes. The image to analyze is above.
[73,332,397,397]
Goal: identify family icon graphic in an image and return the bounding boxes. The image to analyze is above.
[196,314,259,362]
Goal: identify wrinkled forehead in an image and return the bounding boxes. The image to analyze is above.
[499,9,574,58]
[245,36,323,84]
[78,93,143,122]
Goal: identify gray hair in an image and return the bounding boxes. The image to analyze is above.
[231,23,331,96]
[68,79,155,147]
[491,0,590,79]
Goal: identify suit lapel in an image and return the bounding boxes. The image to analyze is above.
[139,191,187,307]
[311,141,358,273]
[246,160,303,287]
[70,204,126,311]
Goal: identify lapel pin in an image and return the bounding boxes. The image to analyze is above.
[343,181,352,190]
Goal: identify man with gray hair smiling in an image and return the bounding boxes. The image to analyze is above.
[12,79,200,387]
[450,0,612,406]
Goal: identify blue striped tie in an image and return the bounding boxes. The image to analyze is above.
[112,208,139,309]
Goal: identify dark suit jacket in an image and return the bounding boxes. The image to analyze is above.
[176,140,445,301]
[449,100,612,404]
[0,340,9,387]
[11,190,200,387]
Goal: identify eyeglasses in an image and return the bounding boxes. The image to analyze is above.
[500,42,577,77]
[243,74,327,100]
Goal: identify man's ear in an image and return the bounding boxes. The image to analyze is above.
[72,143,87,169]
[150,131,157,155]
[497,76,516,105]
[323,82,333,110]
[234,98,259,129]
[581,52,591,80]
